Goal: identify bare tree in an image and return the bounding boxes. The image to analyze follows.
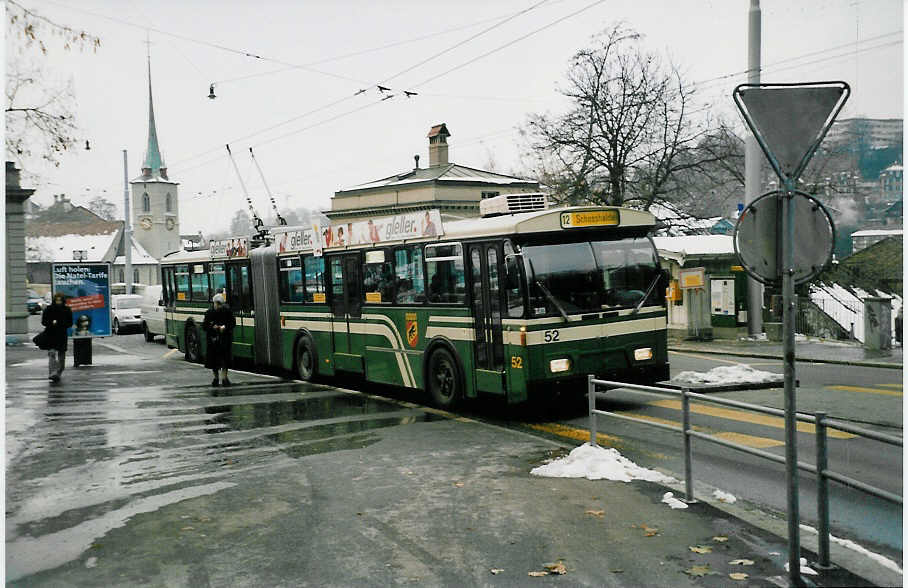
[523,24,736,210]
[5,0,100,172]
[87,195,117,220]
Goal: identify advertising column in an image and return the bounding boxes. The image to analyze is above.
[51,263,112,366]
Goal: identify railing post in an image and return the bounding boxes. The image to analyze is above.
[588,374,597,447]
[815,410,831,568]
[682,387,695,503]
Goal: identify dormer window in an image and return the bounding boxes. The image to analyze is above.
[142,193,150,213]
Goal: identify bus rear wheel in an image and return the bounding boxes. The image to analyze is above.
[184,324,201,363]
[296,335,317,381]
[427,348,461,409]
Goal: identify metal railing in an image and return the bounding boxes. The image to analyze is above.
[587,375,903,568]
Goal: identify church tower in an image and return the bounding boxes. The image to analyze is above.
[130,56,179,260]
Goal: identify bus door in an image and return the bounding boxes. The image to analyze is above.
[469,242,505,393]
[328,253,363,372]
[162,266,178,347]
[226,261,253,359]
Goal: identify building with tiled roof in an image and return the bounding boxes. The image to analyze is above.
[327,123,540,221]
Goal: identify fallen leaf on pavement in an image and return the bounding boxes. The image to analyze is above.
[454,482,464,487]
[585,509,605,517]
[728,559,754,566]
[638,523,659,537]
[528,571,549,577]
[181,526,195,531]
[684,565,712,577]
[610,569,624,573]
[712,536,728,542]
[729,572,749,580]
[490,568,504,575]
[544,562,567,575]
[689,545,712,554]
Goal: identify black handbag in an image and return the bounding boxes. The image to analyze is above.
[32,330,50,350]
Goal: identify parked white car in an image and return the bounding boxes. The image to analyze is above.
[110,294,143,335]
[140,285,166,342]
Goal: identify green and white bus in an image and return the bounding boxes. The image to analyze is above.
[160,204,669,407]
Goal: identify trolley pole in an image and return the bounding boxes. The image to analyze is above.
[745,0,763,336]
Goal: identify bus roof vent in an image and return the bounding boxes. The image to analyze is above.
[480,192,548,217]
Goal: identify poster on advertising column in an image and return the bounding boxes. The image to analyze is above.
[51,263,112,338]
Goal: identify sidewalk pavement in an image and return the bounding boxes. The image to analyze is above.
[5,340,900,586]
[669,336,903,369]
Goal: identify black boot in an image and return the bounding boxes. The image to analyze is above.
[211,372,219,387]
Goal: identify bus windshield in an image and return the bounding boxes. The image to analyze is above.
[522,237,662,316]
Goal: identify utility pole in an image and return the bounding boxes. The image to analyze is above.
[123,150,132,295]
[744,0,763,336]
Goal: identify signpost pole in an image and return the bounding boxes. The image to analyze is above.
[780,182,800,585]
[744,0,763,337]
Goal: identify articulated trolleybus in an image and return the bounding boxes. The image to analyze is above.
[161,198,669,407]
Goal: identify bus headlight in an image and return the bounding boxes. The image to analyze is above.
[549,358,571,373]
[634,347,653,361]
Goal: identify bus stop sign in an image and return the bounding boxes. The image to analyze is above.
[734,82,850,182]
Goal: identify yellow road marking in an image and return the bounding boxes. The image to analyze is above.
[826,385,902,398]
[614,412,785,449]
[648,399,855,439]
[669,350,742,365]
[526,423,620,446]
[713,432,785,448]
[879,383,903,389]
[163,348,179,358]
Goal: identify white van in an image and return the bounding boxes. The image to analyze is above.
[110,294,143,335]
[140,285,166,342]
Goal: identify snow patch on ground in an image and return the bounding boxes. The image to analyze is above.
[785,557,818,576]
[673,364,779,385]
[661,492,688,509]
[800,524,903,575]
[530,443,676,483]
[712,489,737,503]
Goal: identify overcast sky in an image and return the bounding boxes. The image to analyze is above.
[9,0,904,234]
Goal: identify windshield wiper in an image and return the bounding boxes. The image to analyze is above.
[632,272,662,314]
[535,280,570,323]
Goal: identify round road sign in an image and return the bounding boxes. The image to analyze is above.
[734,190,835,285]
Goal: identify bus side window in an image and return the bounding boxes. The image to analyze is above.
[209,263,226,300]
[278,256,304,303]
[161,267,171,305]
[227,263,251,310]
[394,245,425,304]
[304,256,326,303]
[174,265,190,302]
[503,242,525,318]
[425,243,465,304]
[363,249,394,304]
[190,263,209,302]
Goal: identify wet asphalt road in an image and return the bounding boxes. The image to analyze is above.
[4,325,898,586]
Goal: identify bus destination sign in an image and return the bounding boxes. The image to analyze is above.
[560,210,619,229]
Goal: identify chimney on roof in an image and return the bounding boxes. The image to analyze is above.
[427,123,450,167]
[414,154,420,169]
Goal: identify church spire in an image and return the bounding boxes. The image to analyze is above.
[141,49,167,180]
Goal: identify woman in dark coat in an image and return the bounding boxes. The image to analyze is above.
[203,293,236,386]
[41,292,73,382]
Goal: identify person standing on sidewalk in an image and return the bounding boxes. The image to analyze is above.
[203,293,235,387]
[41,292,73,382]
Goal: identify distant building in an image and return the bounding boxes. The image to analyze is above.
[25,194,159,290]
[824,118,903,149]
[6,162,35,344]
[327,123,539,222]
[879,162,903,202]
[850,228,903,253]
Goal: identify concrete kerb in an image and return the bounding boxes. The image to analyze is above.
[669,345,903,370]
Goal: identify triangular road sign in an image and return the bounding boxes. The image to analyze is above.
[734,82,850,182]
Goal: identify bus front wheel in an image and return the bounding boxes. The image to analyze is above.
[296,335,317,381]
[428,348,461,409]
[184,324,201,363]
